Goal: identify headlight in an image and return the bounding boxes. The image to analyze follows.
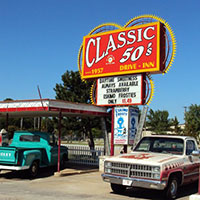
[152,166,160,172]
[153,173,160,179]
[105,168,112,173]
[104,161,112,174]
[105,161,112,168]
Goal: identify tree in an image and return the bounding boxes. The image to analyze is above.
[54,70,92,103]
[184,104,200,141]
[4,98,13,101]
[41,118,55,133]
[54,70,100,149]
[171,116,182,135]
[146,109,172,134]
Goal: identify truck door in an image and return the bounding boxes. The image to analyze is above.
[184,140,199,183]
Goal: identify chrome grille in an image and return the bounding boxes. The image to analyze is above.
[111,162,129,176]
[107,162,157,179]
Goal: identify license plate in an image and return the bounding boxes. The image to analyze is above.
[122,179,132,186]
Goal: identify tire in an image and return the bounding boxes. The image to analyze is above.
[29,161,39,178]
[164,176,179,200]
[110,183,126,194]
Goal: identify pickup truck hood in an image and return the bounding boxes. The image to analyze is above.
[106,152,180,166]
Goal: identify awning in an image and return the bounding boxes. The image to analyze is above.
[0,99,108,118]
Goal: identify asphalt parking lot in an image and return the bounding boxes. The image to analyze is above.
[0,165,198,200]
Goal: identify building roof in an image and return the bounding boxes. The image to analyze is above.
[0,99,109,118]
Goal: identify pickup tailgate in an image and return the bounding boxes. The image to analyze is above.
[0,147,17,164]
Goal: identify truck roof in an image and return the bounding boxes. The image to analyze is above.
[143,134,195,141]
[13,131,52,141]
[14,131,51,135]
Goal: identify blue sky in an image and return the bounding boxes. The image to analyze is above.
[0,0,199,123]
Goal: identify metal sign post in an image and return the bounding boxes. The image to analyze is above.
[133,106,148,148]
[110,108,115,156]
[57,110,62,173]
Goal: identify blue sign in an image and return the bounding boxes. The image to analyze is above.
[114,106,138,145]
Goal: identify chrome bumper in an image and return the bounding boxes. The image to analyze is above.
[102,173,167,190]
[0,165,29,171]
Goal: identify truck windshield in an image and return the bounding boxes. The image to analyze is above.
[134,137,184,155]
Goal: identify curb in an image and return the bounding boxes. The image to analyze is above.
[54,168,98,177]
[189,194,200,200]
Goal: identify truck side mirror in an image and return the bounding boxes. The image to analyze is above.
[191,150,200,156]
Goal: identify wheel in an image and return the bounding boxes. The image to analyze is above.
[29,161,39,178]
[164,176,179,199]
[110,183,126,194]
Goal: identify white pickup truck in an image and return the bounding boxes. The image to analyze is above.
[102,135,200,199]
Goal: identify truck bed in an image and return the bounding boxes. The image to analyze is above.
[0,146,49,168]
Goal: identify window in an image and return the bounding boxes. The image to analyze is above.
[20,135,40,142]
[135,137,184,155]
[186,140,196,155]
[135,137,151,151]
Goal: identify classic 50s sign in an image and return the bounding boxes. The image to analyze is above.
[82,22,165,79]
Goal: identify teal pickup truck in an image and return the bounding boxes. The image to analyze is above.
[0,131,68,177]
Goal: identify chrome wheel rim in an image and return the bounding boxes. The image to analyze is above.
[170,180,177,197]
[31,163,37,175]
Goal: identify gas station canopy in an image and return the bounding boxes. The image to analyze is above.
[0,99,108,118]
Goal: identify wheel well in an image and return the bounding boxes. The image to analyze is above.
[32,159,40,167]
[168,171,183,185]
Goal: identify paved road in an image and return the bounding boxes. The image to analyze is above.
[0,167,197,200]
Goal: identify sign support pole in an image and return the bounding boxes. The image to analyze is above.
[110,107,114,156]
[123,145,127,153]
[57,110,62,173]
[101,117,110,156]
